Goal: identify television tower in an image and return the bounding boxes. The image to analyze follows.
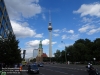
[48,10,53,58]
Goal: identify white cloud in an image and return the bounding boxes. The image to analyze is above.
[26,39,56,47]
[53,29,74,34]
[11,20,36,38]
[62,34,79,40]
[62,35,67,39]
[52,42,57,44]
[62,28,67,32]
[78,24,100,35]
[25,48,34,58]
[73,2,100,17]
[62,28,74,34]
[26,40,39,48]
[53,29,60,33]
[42,14,46,20]
[87,28,100,35]
[67,30,74,34]
[69,34,79,40]
[53,34,59,37]
[35,33,43,38]
[82,17,92,23]
[4,0,42,20]
[78,24,95,33]
[42,39,49,45]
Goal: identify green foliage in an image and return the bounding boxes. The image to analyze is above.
[30,58,36,62]
[43,57,50,62]
[54,38,100,63]
[0,33,21,64]
[54,50,62,62]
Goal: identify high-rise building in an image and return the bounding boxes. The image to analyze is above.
[0,0,14,39]
[33,49,38,58]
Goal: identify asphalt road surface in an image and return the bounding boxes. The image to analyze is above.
[7,64,100,75]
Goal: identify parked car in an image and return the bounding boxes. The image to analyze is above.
[27,64,39,74]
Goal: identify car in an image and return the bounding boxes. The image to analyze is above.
[27,64,39,74]
[38,63,43,67]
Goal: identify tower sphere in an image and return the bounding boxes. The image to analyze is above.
[48,23,52,30]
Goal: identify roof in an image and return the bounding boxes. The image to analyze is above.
[41,53,48,57]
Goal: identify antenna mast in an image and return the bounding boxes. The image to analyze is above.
[49,10,51,22]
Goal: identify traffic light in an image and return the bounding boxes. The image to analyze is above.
[23,50,26,60]
[23,50,26,54]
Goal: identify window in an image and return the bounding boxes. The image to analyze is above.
[2,19,5,26]
[0,9,2,17]
[5,24,8,31]
[0,26,4,35]
[5,25,9,35]
[0,1,4,8]
[4,10,7,16]
[4,31,7,38]
[8,25,12,31]
[0,29,2,35]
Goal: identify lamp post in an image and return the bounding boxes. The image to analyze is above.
[61,41,67,63]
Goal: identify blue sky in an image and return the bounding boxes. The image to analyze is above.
[4,0,100,58]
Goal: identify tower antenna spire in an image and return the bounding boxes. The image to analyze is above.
[49,10,51,22]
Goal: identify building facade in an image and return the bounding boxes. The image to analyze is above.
[0,0,14,39]
[36,40,43,62]
[33,49,38,58]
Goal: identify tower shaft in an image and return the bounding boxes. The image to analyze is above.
[49,31,52,57]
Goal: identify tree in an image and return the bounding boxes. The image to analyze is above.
[54,38,100,64]
[92,38,100,61]
[74,43,87,62]
[43,57,50,62]
[54,50,61,62]
[60,50,65,62]
[0,32,22,65]
[66,45,75,62]
[73,38,93,61]
[30,58,36,62]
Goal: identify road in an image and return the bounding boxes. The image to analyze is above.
[6,64,100,75]
[39,65,87,75]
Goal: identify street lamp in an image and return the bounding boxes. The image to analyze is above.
[93,58,96,65]
[67,53,69,61]
[0,35,2,39]
[61,41,67,63]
